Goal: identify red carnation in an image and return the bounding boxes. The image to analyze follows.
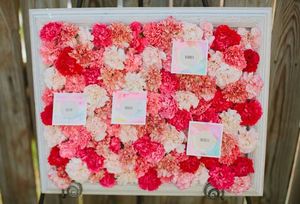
[99,171,116,188]
[193,108,220,123]
[78,148,104,173]
[41,103,53,125]
[39,22,62,42]
[234,99,263,126]
[210,90,233,112]
[84,66,102,86]
[231,157,254,177]
[208,165,235,190]
[200,157,220,170]
[244,49,260,72]
[211,25,241,51]
[48,146,69,168]
[168,109,192,131]
[92,24,112,48]
[133,136,165,163]
[130,22,148,53]
[159,70,180,94]
[179,156,201,173]
[109,136,122,154]
[138,168,161,191]
[55,47,83,76]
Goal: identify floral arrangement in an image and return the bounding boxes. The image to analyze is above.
[39,17,263,193]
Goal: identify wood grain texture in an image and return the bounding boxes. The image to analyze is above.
[0,0,36,204]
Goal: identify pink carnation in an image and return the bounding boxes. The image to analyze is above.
[159,70,180,94]
[110,23,132,48]
[223,45,247,70]
[130,22,148,53]
[168,109,192,131]
[92,24,112,48]
[109,136,122,154]
[42,88,54,106]
[227,175,251,194]
[208,165,235,190]
[84,66,102,86]
[159,94,178,119]
[40,22,62,42]
[219,134,240,165]
[64,74,86,92]
[147,92,161,116]
[40,41,61,66]
[222,80,248,103]
[99,170,116,188]
[133,136,165,164]
[124,48,142,72]
[138,168,161,191]
[173,172,195,190]
[78,148,104,173]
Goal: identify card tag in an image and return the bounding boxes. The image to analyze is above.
[186,121,223,158]
[171,40,208,75]
[52,93,87,125]
[111,91,147,125]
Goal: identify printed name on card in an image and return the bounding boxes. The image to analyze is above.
[52,93,87,125]
[111,91,147,125]
[171,40,208,75]
[187,121,223,158]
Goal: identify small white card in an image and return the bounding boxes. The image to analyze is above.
[171,40,208,75]
[52,93,87,125]
[111,91,147,125]
[187,121,223,158]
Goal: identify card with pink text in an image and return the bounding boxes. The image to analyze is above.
[171,40,208,75]
[111,91,147,125]
[187,121,223,158]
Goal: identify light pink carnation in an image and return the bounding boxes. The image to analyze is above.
[172,172,195,190]
[241,72,263,99]
[227,175,251,194]
[142,46,166,69]
[237,27,261,50]
[64,74,85,92]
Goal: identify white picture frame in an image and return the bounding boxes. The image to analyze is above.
[29,7,272,196]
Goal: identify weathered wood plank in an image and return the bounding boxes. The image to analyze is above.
[0,0,37,204]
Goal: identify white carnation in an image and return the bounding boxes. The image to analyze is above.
[215,63,242,89]
[65,158,90,183]
[84,84,109,115]
[104,154,122,174]
[117,171,137,185]
[123,72,146,91]
[220,109,242,136]
[44,126,66,148]
[237,126,258,153]
[85,116,107,141]
[182,22,203,41]
[44,67,66,90]
[119,125,138,143]
[142,46,166,69]
[103,45,126,70]
[174,91,199,111]
[77,26,93,46]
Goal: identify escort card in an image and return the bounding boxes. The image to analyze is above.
[52,93,87,125]
[111,91,147,125]
[171,40,208,75]
[187,121,223,158]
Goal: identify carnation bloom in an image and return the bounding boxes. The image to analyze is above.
[133,136,165,164]
[157,154,179,178]
[48,168,71,189]
[219,109,242,136]
[78,148,105,173]
[222,80,248,103]
[85,116,107,141]
[172,172,195,190]
[219,134,240,165]
[233,99,263,126]
[200,157,221,170]
[182,22,203,41]
[64,74,86,92]
[142,46,166,69]
[55,47,84,76]
[130,21,148,53]
[147,92,161,116]
[59,23,79,46]
[48,146,69,168]
[214,63,242,89]
[210,90,233,113]
[174,91,199,111]
[119,125,138,143]
[100,67,125,93]
[143,16,182,51]
[243,49,260,72]
[227,175,251,194]
[231,157,254,177]
[44,126,66,148]
[207,50,223,77]
[109,136,122,154]
[84,84,109,115]
[241,72,263,99]
[144,67,162,92]
[159,94,178,119]
[60,126,92,149]
[99,171,116,188]
[179,156,201,173]
[237,126,258,154]
[211,25,241,51]
[168,109,192,131]
[92,24,112,48]
[123,72,146,91]
[237,27,261,50]
[208,165,235,190]
[40,41,61,66]
[138,168,161,191]
[44,67,66,90]
[65,158,90,183]
[40,22,62,42]
[109,23,132,48]
[41,103,53,125]
[84,66,101,86]
[159,69,180,94]
[200,21,214,44]
[223,45,247,70]
[103,46,126,70]
[124,48,142,72]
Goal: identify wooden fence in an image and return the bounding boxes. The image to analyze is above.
[0,0,299,204]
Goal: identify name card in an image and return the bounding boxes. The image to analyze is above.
[111,91,147,125]
[187,121,223,158]
[52,93,87,125]
[171,40,208,75]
